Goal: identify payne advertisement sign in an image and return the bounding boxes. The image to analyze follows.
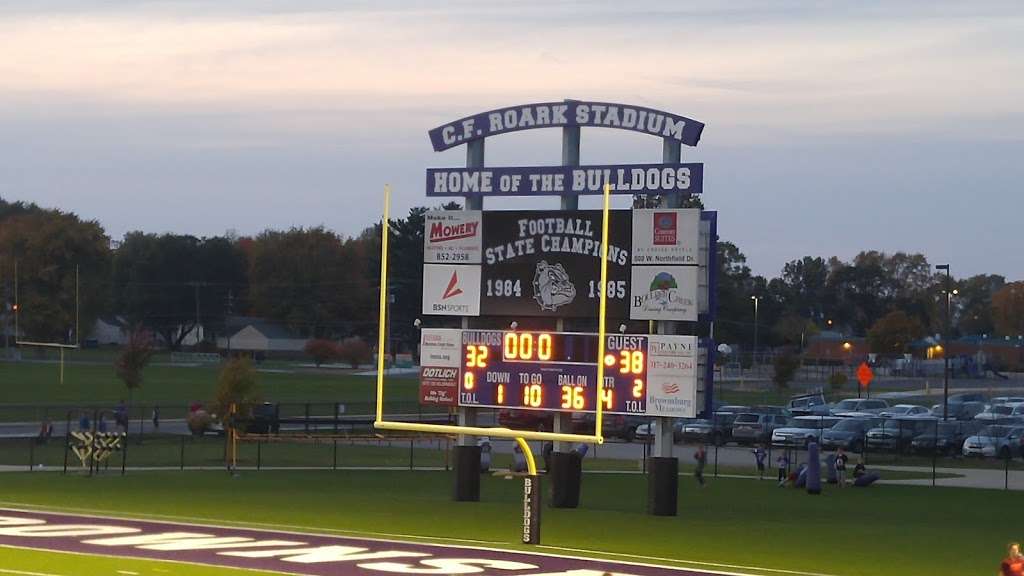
[629,266,699,321]
[421,264,481,316]
[646,335,698,418]
[425,163,703,197]
[479,211,632,318]
[418,328,461,406]
[632,209,701,265]
[423,210,482,264]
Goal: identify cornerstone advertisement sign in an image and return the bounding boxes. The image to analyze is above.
[426,164,702,197]
[631,209,701,265]
[646,335,698,418]
[423,210,482,264]
[429,101,704,151]
[418,328,461,406]
[479,211,632,318]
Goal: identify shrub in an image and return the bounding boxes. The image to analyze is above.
[304,339,340,367]
[772,349,800,389]
[337,336,371,369]
[213,357,261,422]
[829,372,848,392]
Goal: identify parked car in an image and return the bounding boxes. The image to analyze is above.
[821,417,881,452]
[879,404,931,418]
[865,417,938,452]
[680,419,712,443]
[962,425,1024,458]
[569,413,650,442]
[910,420,983,455]
[990,396,1024,406]
[949,392,988,404]
[750,405,793,417]
[931,401,986,420]
[634,419,687,443]
[831,398,889,417]
[788,393,831,416]
[975,404,1018,422]
[731,413,791,445]
[771,416,842,447]
[707,410,746,446]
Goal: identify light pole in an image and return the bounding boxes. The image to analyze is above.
[751,296,760,368]
[935,264,952,421]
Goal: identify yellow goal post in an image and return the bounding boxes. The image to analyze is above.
[373,183,616,454]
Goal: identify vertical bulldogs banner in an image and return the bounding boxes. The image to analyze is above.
[480,211,632,318]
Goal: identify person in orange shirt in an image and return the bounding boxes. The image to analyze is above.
[1001,542,1024,576]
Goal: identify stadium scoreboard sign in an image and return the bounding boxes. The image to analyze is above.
[422,209,706,321]
[419,328,699,418]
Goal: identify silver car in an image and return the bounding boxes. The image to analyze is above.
[771,416,842,447]
[962,425,1024,458]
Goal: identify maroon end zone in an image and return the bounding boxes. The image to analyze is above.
[0,508,744,576]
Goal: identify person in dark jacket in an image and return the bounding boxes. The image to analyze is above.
[694,445,707,487]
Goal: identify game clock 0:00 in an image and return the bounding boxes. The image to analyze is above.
[458,330,648,415]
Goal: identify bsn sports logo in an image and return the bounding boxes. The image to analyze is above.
[653,212,677,245]
[442,271,463,299]
[429,220,479,243]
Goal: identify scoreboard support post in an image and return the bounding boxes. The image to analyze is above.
[454,138,486,503]
[648,137,684,517]
[549,117,584,510]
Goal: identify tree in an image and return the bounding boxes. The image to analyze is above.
[337,336,371,369]
[867,310,925,355]
[114,326,156,402]
[772,315,819,348]
[112,233,247,350]
[0,205,110,343]
[304,339,339,367]
[248,227,371,338]
[992,282,1024,338]
[958,274,1006,336]
[213,357,261,421]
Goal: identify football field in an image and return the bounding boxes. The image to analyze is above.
[0,469,1017,576]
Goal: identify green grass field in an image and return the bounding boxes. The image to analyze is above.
[0,469,1016,576]
[0,358,421,422]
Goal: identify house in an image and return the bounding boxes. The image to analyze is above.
[216,317,308,353]
[89,316,128,346]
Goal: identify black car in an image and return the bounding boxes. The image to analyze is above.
[911,420,983,455]
[820,417,881,453]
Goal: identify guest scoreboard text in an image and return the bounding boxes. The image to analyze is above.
[418,328,698,418]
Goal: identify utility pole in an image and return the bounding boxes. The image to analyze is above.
[935,264,951,421]
[751,296,760,368]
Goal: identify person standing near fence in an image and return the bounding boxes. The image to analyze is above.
[835,447,849,487]
[776,453,790,486]
[752,444,767,479]
[151,406,160,430]
[694,445,707,487]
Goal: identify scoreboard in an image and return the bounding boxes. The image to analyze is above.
[419,328,699,418]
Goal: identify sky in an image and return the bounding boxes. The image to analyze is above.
[1,1,1022,281]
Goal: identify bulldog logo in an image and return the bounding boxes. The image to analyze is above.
[532,261,576,311]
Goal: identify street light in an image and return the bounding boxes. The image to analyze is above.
[936,264,952,420]
[751,296,760,366]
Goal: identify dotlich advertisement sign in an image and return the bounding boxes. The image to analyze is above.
[418,328,461,406]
